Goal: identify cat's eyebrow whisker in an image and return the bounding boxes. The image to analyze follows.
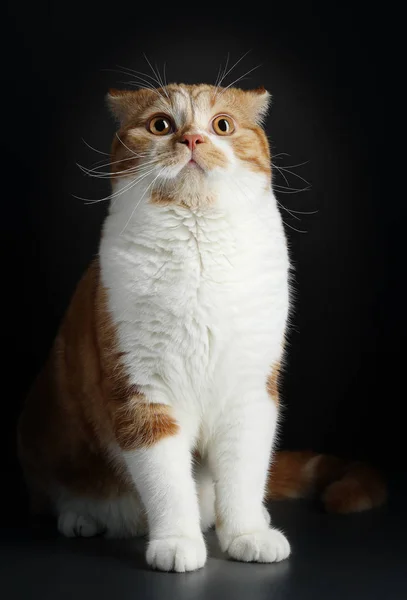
[215,52,230,89]
[154,61,170,100]
[219,65,261,95]
[114,65,168,100]
[107,67,167,103]
[214,62,223,89]
[143,54,165,87]
[116,64,160,85]
[120,77,164,100]
[218,50,251,89]
[162,62,168,88]
[142,54,171,101]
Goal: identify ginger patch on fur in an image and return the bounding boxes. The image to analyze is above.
[267,361,281,405]
[114,401,179,451]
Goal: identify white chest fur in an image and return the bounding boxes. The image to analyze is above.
[99,177,290,420]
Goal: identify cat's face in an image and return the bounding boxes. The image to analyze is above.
[107,84,271,208]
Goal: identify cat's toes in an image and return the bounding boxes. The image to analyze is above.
[58,511,102,538]
[146,536,207,572]
[227,528,290,563]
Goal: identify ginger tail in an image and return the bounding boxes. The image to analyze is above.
[267,451,387,514]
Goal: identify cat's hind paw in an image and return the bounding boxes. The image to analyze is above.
[146,535,207,572]
[58,511,103,538]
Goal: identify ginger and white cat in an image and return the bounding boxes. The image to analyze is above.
[18,83,385,572]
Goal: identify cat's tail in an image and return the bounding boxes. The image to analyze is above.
[266,451,387,513]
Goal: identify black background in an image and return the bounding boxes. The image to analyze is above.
[4,1,404,510]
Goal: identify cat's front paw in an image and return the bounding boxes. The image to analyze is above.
[226,528,290,563]
[146,535,207,572]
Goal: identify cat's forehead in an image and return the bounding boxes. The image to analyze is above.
[157,84,218,125]
[108,84,270,129]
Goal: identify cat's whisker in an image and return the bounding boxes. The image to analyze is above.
[153,61,170,100]
[81,138,110,156]
[78,152,168,177]
[218,50,251,89]
[214,52,230,90]
[114,64,167,98]
[105,167,158,206]
[143,55,171,101]
[276,160,309,169]
[116,64,159,85]
[214,62,223,89]
[78,153,152,176]
[282,221,308,234]
[121,77,164,99]
[75,167,157,204]
[276,201,301,221]
[219,65,261,96]
[272,159,311,187]
[107,67,166,102]
[115,133,146,158]
[143,55,165,87]
[272,164,290,187]
[276,167,310,187]
[77,160,153,179]
[281,208,318,215]
[163,62,168,88]
[120,167,166,236]
[274,186,311,194]
[272,152,291,160]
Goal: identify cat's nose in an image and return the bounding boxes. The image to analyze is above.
[179,134,204,151]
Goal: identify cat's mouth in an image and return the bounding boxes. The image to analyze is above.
[183,155,205,172]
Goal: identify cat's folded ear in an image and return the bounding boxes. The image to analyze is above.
[106,89,135,124]
[246,87,272,124]
[106,88,155,125]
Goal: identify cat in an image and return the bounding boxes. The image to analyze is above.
[18,83,386,572]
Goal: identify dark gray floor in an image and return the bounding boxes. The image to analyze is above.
[2,484,406,600]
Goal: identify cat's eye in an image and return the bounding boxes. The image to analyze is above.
[211,115,235,136]
[148,115,174,136]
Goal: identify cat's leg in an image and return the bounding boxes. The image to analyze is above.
[208,389,290,563]
[56,492,147,539]
[195,461,216,532]
[119,405,206,572]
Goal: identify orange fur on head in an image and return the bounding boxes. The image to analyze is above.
[105,83,272,203]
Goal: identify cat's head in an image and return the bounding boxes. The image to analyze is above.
[107,84,271,209]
